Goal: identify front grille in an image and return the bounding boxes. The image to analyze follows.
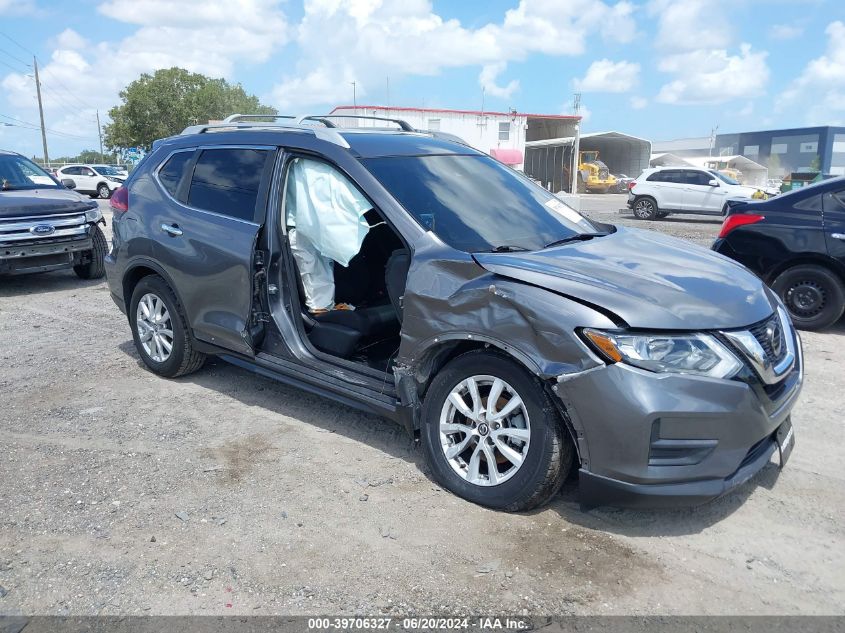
[748,314,788,365]
[0,211,88,246]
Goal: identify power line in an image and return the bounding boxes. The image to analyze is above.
[42,66,98,111]
[0,113,95,141]
[0,31,34,56]
[0,45,29,69]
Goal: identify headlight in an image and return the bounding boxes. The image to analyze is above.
[582,329,742,379]
[85,207,103,223]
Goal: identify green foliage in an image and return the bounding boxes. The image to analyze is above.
[809,154,821,172]
[103,67,277,151]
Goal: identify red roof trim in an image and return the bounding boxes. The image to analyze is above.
[330,105,580,121]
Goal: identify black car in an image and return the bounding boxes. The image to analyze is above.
[0,150,108,278]
[713,176,845,330]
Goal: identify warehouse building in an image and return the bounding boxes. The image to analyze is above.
[654,126,845,177]
[330,105,580,169]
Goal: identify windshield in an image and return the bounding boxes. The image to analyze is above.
[93,165,122,176]
[0,154,59,190]
[709,170,740,185]
[362,154,598,252]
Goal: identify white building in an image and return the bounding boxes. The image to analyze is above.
[329,105,580,170]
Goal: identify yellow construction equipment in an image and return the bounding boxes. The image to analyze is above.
[575,151,617,193]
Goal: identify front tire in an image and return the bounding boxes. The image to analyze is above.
[97,183,112,199]
[772,264,845,331]
[632,196,658,220]
[421,351,573,512]
[129,275,206,377]
[73,225,108,279]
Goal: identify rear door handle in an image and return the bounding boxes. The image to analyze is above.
[832,233,845,240]
[160,223,183,237]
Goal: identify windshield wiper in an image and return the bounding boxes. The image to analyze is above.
[543,233,608,249]
[483,244,531,253]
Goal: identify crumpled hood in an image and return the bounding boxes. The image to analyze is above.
[0,188,97,219]
[473,227,774,330]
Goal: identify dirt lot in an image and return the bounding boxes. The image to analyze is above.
[1,196,843,616]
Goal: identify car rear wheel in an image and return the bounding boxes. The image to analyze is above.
[73,225,107,279]
[421,351,573,511]
[129,275,206,377]
[97,183,111,199]
[632,197,658,220]
[772,264,845,331]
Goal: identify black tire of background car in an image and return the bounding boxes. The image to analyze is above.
[632,196,658,220]
[129,275,206,377]
[97,183,111,199]
[772,264,845,331]
[73,225,108,280]
[421,351,573,512]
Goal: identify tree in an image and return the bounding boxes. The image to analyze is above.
[103,67,276,151]
[809,154,821,172]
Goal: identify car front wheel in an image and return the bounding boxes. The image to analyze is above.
[421,351,573,511]
[98,183,112,199]
[632,197,658,220]
[772,264,845,331]
[73,225,107,279]
[129,275,206,377]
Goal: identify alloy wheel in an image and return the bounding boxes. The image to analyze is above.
[439,375,531,487]
[634,200,654,219]
[135,292,174,362]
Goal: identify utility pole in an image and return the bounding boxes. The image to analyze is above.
[386,76,390,109]
[33,56,49,166]
[96,110,104,159]
[350,81,356,108]
[709,124,719,158]
[571,93,581,195]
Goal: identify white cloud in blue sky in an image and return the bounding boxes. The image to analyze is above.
[0,0,843,157]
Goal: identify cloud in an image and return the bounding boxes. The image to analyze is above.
[649,0,731,51]
[769,24,803,40]
[574,59,639,92]
[1,0,289,153]
[479,62,520,100]
[647,0,769,106]
[270,0,637,109]
[656,44,769,105]
[778,21,845,125]
[630,96,647,109]
[0,0,37,14]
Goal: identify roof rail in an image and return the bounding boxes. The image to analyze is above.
[222,114,299,124]
[179,119,351,149]
[318,114,415,132]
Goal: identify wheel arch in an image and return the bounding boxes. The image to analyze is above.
[765,254,845,286]
[122,260,186,321]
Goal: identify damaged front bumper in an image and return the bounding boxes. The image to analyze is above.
[553,341,803,509]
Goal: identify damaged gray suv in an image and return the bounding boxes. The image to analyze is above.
[105,115,802,511]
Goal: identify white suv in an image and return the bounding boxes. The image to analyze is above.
[627,167,763,220]
[55,164,125,199]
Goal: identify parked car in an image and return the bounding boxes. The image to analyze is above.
[105,116,801,511]
[713,176,845,330]
[628,166,765,219]
[613,174,635,193]
[55,164,125,199]
[0,150,108,278]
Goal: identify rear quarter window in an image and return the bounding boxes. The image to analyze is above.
[157,150,193,199]
[187,148,271,222]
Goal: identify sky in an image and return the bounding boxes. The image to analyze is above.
[0,0,843,158]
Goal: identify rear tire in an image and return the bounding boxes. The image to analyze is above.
[632,196,658,220]
[73,225,108,279]
[129,275,206,377]
[421,351,573,512]
[772,264,845,331]
[97,183,111,199]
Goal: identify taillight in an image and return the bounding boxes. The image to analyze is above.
[110,186,128,214]
[627,180,636,191]
[718,213,764,238]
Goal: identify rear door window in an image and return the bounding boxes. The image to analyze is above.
[685,171,713,186]
[187,148,273,222]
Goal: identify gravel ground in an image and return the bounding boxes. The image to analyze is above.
[0,196,843,616]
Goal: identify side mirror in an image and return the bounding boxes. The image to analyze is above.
[708,179,719,187]
[61,178,76,189]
